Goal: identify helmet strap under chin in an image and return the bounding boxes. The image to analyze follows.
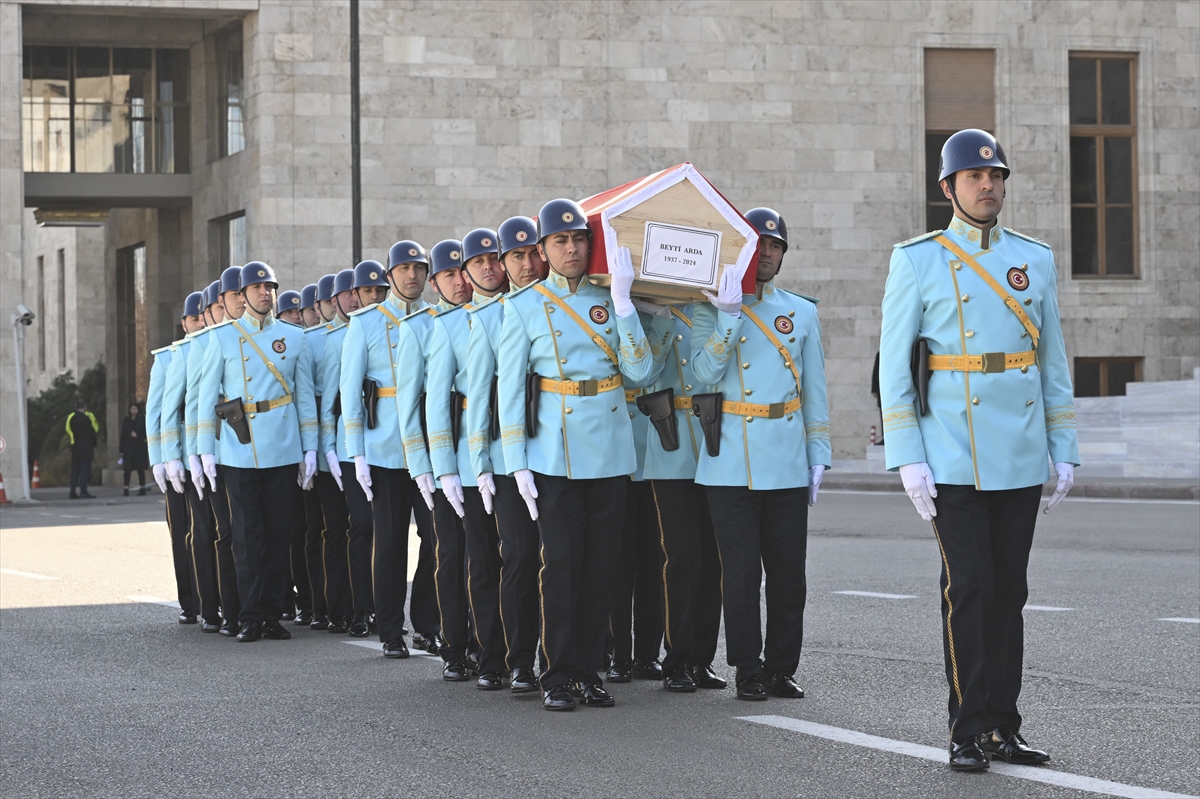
[948,179,997,228]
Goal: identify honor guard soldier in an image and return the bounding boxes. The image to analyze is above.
[300,283,321,328]
[690,206,830,702]
[201,280,221,326]
[146,299,201,625]
[304,271,349,632]
[879,129,1078,771]
[496,198,658,711]
[216,264,246,324]
[340,247,437,659]
[464,216,548,694]
[422,229,511,690]
[196,261,319,643]
[160,291,228,632]
[277,290,304,326]
[633,305,726,693]
[397,239,476,680]
[316,273,338,324]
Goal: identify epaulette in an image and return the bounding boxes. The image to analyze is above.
[207,319,235,330]
[400,305,438,322]
[777,287,820,306]
[894,230,943,248]
[348,304,375,317]
[152,344,173,355]
[279,319,304,330]
[467,295,503,314]
[171,337,188,347]
[320,322,347,336]
[303,323,325,335]
[504,280,541,300]
[1003,228,1051,249]
[438,303,469,319]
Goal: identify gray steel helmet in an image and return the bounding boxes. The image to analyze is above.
[333,268,355,295]
[938,129,1009,182]
[461,228,500,265]
[388,240,429,271]
[239,261,278,291]
[316,274,337,302]
[744,207,788,252]
[203,280,220,308]
[300,283,318,310]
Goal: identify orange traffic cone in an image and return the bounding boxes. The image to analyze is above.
[31,461,41,489]
[0,472,11,505]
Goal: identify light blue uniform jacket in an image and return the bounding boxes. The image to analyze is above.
[879,219,1080,490]
[341,296,430,470]
[195,314,318,468]
[145,344,175,466]
[307,320,339,472]
[182,327,219,462]
[423,301,478,482]
[160,335,200,462]
[317,319,349,464]
[690,279,832,490]
[395,299,455,484]
[465,292,510,479]
[496,271,657,479]
[635,308,711,482]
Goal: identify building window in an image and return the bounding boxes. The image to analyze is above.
[36,255,46,371]
[1075,357,1142,397]
[56,248,66,368]
[1069,53,1137,278]
[924,49,995,232]
[22,45,189,174]
[216,27,245,157]
[213,212,247,272]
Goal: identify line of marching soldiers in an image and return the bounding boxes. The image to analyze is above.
[145,198,831,711]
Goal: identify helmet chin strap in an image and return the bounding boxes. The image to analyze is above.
[948,178,997,228]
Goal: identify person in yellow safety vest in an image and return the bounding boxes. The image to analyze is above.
[65,397,100,499]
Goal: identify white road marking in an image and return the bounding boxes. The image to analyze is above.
[126,595,182,609]
[1025,605,1074,611]
[1157,617,1200,624]
[342,639,439,658]
[0,567,59,580]
[833,590,918,599]
[820,489,1199,506]
[740,715,1197,799]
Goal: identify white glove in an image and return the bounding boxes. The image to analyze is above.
[514,468,539,521]
[152,463,168,494]
[1043,462,1075,514]
[165,459,186,494]
[477,472,496,515]
[440,474,466,518]
[301,451,317,491]
[899,462,938,521]
[201,453,218,492]
[808,464,825,507]
[354,455,373,502]
[325,451,343,490]
[188,455,206,499]
[611,246,637,319]
[702,264,745,317]
[410,471,433,511]
[632,298,671,317]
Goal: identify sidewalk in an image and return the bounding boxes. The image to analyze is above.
[823,470,1199,500]
[18,485,166,507]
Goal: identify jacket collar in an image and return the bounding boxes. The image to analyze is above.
[948,216,1002,248]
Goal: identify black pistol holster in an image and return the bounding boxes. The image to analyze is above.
[419,392,429,448]
[691,392,723,457]
[331,392,342,420]
[362,379,379,430]
[636,387,680,452]
[215,394,225,440]
[524,372,540,439]
[488,376,500,441]
[215,397,252,445]
[910,338,930,416]
[449,390,465,451]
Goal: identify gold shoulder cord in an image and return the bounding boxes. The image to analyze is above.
[373,304,403,387]
[532,283,618,367]
[740,304,803,403]
[669,307,693,328]
[934,235,1040,348]
[231,320,293,401]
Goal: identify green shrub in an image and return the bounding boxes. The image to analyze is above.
[26,362,107,486]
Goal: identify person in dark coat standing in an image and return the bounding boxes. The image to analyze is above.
[66,397,100,499]
[119,402,150,496]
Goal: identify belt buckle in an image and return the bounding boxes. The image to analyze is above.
[981,352,1006,374]
[577,379,599,397]
[768,402,786,419]
[255,400,269,413]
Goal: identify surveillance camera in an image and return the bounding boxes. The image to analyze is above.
[16,304,34,325]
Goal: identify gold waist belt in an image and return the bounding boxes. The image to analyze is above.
[928,350,1037,374]
[540,374,624,396]
[376,386,397,397]
[722,396,802,419]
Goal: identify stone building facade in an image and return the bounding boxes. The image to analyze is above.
[1,0,1197,482]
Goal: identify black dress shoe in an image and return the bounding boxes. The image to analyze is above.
[280,609,295,621]
[123,488,130,497]
[510,667,539,694]
[413,632,444,654]
[263,621,292,640]
[309,612,330,630]
[236,621,263,642]
[464,654,481,677]
[980,728,1050,764]
[688,663,727,689]
[477,672,505,691]
[219,619,239,637]
[632,658,663,680]
[949,737,990,772]
[68,492,78,500]
[137,487,148,496]
[543,685,576,711]
[294,608,314,626]
[664,669,697,693]
[348,613,370,638]
[327,615,349,634]
[765,673,805,698]
[606,661,632,683]
[579,682,615,707]
[736,674,768,701]
[443,660,470,682]
[383,639,410,659]
[178,611,198,625]
[200,618,222,633]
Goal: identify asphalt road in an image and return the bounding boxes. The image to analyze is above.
[1,490,1197,798]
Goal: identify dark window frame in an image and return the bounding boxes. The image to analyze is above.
[1074,356,1143,397]
[1068,52,1138,279]
[215,26,245,158]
